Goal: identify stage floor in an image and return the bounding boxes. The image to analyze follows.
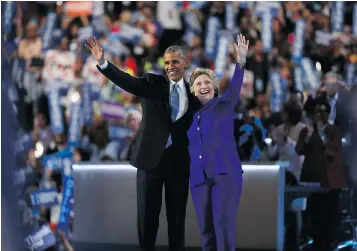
[72,242,274,251]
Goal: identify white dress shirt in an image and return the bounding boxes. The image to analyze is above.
[98,60,189,120]
[98,60,109,69]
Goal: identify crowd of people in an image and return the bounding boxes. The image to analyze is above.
[2,1,357,250]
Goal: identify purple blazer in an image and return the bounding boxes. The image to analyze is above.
[187,64,245,187]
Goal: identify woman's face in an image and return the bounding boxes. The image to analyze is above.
[193,74,215,104]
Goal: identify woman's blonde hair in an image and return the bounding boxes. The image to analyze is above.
[189,68,219,96]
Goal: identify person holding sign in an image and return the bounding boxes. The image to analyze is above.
[85,37,200,251]
[187,34,248,251]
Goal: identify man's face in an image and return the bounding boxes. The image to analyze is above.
[163,52,187,82]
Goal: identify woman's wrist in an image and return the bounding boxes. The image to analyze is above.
[237,57,246,68]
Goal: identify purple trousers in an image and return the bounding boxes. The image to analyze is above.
[190,173,243,251]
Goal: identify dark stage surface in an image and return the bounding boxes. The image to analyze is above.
[72,242,274,251]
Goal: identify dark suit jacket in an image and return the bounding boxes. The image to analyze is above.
[296,124,347,189]
[97,61,200,171]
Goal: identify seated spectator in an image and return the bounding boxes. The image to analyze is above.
[120,109,142,161]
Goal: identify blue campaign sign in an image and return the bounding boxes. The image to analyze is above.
[42,148,73,170]
[57,158,74,238]
[2,1,16,40]
[24,224,57,251]
[41,12,57,52]
[109,125,132,140]
[30,188,58,208]
[48,88,64,134]
[81,83,93,125]
[67,101,82,149]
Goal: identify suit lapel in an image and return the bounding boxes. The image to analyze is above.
[163,75,172,121]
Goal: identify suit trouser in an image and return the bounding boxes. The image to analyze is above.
[136,146,189,251]
[190,172,243,251]
[308,189,340,251]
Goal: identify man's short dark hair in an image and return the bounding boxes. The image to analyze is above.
[164,45,187,60]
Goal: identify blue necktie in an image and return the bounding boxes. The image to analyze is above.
[166,84,180,148]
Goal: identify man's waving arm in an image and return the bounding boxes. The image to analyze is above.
[85,37,163,98]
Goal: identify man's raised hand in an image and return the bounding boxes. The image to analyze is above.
[85,37,105,65]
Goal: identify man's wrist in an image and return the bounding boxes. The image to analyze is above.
[98,58,105,66]
[98,59,108,69]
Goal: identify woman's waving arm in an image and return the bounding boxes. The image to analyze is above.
[221,34,249,106]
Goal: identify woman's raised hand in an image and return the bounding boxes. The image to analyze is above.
[85,37,105,65]
[234,34,249,65]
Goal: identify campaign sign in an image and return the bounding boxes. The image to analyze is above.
[291,19,306,62]
[109,125,132,140]
[100,100,126,120]
[14,132,35,156]
[30,188,58,208]
[353,4,357,37]
[48,89,64,134]
[24,224,56,251]
[118,23,144,44]
[81,83,93,125]
[57,157,74,238]
[68,100,81,149]
[261,9,273,53]
[331,1,345,33]
[204,16,221,60]
[12,57,26,87]
[41,12,57,52]
[2,1,16,40]
[14,165,34,187]
[42,148,73,170]
[215,35,230,80]
[301,57,319,90]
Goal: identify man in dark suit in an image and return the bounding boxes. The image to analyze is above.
[304,72,350,135]
[85,37,200,251]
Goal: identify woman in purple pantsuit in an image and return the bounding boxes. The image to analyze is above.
[187,34,249,251]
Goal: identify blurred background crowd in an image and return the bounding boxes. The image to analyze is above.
[2,1,357,250]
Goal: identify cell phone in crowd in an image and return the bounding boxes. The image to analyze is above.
[30,57,45,68]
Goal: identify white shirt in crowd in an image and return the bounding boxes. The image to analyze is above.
[156,1,182,30]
